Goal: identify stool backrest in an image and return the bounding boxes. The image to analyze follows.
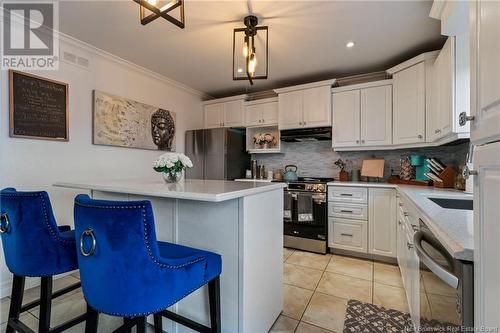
[0,188,77,276]
[74,194,167,316]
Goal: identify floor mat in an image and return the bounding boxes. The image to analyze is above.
[343,299,413,332]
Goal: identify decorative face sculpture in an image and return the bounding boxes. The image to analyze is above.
[151,109,175,151]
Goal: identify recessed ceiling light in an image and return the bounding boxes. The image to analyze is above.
[237,68,243,73]
[346,41,355,48]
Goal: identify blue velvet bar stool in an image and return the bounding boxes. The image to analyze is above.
[0,188,87,333]
[73,194,222,333]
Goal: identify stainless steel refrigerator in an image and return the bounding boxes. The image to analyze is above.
[185,128,250,180]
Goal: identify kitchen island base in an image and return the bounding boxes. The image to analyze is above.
[91,188,283,333]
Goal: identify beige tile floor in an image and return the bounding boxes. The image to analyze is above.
[0,251,406,333]
[271,248,407,333]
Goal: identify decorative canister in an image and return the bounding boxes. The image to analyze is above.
[399,155,415,180]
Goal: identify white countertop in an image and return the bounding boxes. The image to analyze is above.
[54,179,286,202]
[397,186,473,261]
[328,181,473,261]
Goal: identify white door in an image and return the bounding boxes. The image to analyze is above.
[278,91,303,129]
[261,101,279,125]
[302,86,332,128]
[223,100,244,127]
[368,188,397,257]
[437,37,455,139]
[393,63,426,144]
[245,104,263,127]
[204,103,223,128]
[332,90,361,148]
[470,0,500,145]
[474,141,500,329]
[361,85,393,146]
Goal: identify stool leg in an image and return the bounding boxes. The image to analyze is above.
[123,318,133,333]
[6,275,25,333]
[38,276,53,333]
[84,304,99,333]
[153,313,163,333]
[136,317,147,333]
[208,277,221,333]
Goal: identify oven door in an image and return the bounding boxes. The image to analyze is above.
[414,229,462,329]
[284,191,327,240]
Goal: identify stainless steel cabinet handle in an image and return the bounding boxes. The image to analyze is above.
[418,134,423,139]
[459,112,475,126]
[340,210,354,213]
[435,129,441,134]
[403,212,409,217]
[462,165,478,179]
[361,140,365,144]
[262,119,265,123]
[258,119,262,123]
[340,193,353,197]
[341,233,353,237]
[356,140,360,144]
[413,230,459,288]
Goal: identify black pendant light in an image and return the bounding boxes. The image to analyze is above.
[133,0,185,28]
[233,15,268,85]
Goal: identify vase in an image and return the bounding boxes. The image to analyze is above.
[162,170,184,183]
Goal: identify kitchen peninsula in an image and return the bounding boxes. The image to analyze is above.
[54,179,285,333]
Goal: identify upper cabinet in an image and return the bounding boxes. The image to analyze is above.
[275,80,335,130]
[469,0,500,145]
[332,81,392,149]
[203,97,244,129]
[390,61,428,145]
[244,98,278,127]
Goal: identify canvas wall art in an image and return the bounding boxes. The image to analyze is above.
[93,90,176,151]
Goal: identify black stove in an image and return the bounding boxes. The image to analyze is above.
[283,177,331,254]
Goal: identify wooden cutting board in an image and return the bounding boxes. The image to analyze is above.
[361,159,385,178]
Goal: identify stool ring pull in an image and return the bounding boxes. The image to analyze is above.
[80,228,96,257]
[0,213,10,234]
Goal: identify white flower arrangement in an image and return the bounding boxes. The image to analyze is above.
[253,133,276,146]
[153,152,193,176]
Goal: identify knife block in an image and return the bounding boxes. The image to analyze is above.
[433,166,456,188]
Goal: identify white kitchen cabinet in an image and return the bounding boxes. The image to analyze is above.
[328,217,368,253]
[204,103,224,129]
[392,62,426,144]
[278,91,303,129]
[224,100,244,127]
[204,99,244,129]
[332,81,392,149]
[368,188,397,258]
[361,85,393,146]
[276,80,335,130]
[428,37,455,141]
[473,141,500,328]
[302,86,332,128]
[332,89,360,147]
[469,0,500,145]
[244,98,278,127]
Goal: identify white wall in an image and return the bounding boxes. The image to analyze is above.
[0,35,205,297]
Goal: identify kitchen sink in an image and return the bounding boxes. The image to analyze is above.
[428,197,473,210]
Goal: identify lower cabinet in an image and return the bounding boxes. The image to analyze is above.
[328,186,397,258]
[328,217,368,253]
[368,188,397,257]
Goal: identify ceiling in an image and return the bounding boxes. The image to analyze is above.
[59,1,445,98]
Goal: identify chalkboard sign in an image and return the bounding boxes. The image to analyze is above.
[9,70,69,141]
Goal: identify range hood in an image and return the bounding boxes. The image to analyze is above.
[280,127,332,142]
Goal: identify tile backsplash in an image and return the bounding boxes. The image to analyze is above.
[252,141,469,180]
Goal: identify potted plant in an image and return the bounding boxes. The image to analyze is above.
[253,133,276,149]
[153,152,193,183]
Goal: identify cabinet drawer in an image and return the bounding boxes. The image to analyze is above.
[328,218,367,253]
[328,186,368,204]
[328,202,368,220]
